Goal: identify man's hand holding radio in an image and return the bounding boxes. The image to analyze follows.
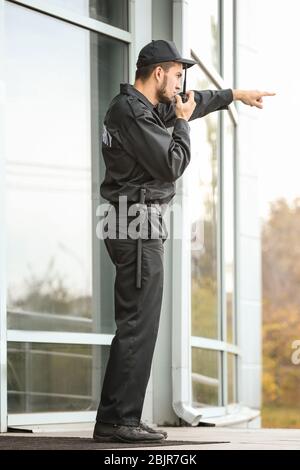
[175,91,197,121]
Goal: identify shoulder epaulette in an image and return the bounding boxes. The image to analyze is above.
[127,96,145,119]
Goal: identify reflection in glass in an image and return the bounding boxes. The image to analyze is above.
[5,3,128,333]
[189,0,219,71]
[224,114,235,344]
[192,348,220,407]
[40,0,129,30]
[7,342,109,413]
[227,353,236,404]
[187,66,220,340]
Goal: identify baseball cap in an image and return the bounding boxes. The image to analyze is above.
[136,40,196,69]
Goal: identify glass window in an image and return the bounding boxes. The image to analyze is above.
[223,114,236,344]
[7,342,109,413]
[188,0,220,71]
[187,1,238,414]
[37,0,129,30]
[187,65,220,340]
[192,348,220,407]
[227,353,237,404]
[4,3,128,333]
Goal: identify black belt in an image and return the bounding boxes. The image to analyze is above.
[109,196,161,289]
[110,200,161,209]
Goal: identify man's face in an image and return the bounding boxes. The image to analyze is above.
[156,62,183,104]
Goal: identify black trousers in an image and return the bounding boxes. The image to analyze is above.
[96,236,165,426]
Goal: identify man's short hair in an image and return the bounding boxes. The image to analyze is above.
[135,61,175,82]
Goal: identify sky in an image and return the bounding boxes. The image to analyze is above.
[256,0,300,220]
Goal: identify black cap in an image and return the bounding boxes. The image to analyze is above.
[136,40,196,69]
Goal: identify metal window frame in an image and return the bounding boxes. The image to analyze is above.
[173,0,240,419]
[1,0,136,429]
[220,109,240,407]
[190,49,238,126]
[6,334,113,426]
[0,0,7,432]
[6,0,132,42]
[7,330,113,345]
[8,411,96,427]
[191,337,240,357]
[232,0,240,404]
[220,0,238,407]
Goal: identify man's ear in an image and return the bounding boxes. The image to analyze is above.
[154,66,163,82]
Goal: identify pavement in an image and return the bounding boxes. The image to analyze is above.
[1,425,300,450]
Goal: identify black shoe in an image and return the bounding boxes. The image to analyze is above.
[139,420,168,439]
[93,421,165,443]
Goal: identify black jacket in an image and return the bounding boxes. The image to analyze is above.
[100,83,233,204]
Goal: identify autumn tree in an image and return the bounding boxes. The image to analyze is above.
[262,198,300,406]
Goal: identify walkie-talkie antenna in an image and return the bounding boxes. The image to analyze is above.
[182,64,187,102]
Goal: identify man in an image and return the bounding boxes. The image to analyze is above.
[93,40,275,444]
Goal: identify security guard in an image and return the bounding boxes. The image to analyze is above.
[93,40,275,443]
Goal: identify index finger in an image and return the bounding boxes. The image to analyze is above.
[175,94,183,105]
[260,91,276,97]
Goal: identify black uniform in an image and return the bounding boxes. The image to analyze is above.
[100,83,233,204]
[96,83,233,426]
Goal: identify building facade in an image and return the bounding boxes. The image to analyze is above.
[0,0,261,431]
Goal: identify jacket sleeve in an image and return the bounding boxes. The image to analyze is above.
[123,111,191,183]
[156,88,234,128]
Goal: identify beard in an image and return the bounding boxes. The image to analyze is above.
[157,76,174,104]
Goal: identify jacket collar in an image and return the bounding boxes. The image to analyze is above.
[120,83,155,111]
